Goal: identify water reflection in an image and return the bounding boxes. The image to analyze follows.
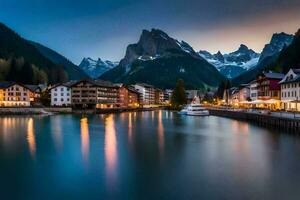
[158,111,165,156]
[51,117,63,152]
[128,112,133,144]
[80,117,90,166]
[104,115,118,189]
[27,118,36,159]
[231,120,249,134]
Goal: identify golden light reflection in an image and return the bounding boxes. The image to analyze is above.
[80,117,90,165]
[128,113,133,144]
[52,117,63,152]
[158,111,165,155]
[232,120,249,134]
[151,111,155,121]
[27,118,36,159]
[105,115,117,188]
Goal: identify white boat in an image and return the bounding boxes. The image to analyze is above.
[179,96,209,116]
[186,104,209,116]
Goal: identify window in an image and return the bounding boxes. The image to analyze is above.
[61,88,64,91]
[23,98,26,101]
[54,93,57,96]
[55,88,57,91]
[54,98,57,101]
[61,93,64,96]
[61,98,64,101]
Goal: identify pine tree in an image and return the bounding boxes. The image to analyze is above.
[171,79,187,109]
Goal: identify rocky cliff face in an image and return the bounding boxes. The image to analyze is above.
[259,32,294,62]
[100,29,225,89]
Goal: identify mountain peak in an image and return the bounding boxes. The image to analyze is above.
[259,32,294,62]
[79,57,118,78]
[238,44,249,51]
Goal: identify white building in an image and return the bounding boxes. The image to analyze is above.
[50,83,72,106]
[279,69,300,111]
[185,90,200,101]
[163,89,173,103]
[250,80,258,101]
[133,83,155,106]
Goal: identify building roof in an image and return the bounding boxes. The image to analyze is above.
[127,86,140,94]
[0,81,15,89]
[278,68,300,84]
[69,79,118,88]
[135,83,155,88]
[263,72,285,79]
[25,84,41,92]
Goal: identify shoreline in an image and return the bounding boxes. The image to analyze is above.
[208,108,300,132]
[0,106,170,115]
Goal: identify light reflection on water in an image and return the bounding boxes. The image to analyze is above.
[104,114,118,190]
[1,112,300,199]
[80,117,90,166]
[27,118,36,159]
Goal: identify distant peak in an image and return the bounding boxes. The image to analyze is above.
[216,51,223,56]
[238,44,249,51]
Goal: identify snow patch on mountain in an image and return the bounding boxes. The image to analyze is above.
[79,57,118,78]
[199,45,260,78]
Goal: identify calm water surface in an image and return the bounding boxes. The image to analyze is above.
[1,111,300,199]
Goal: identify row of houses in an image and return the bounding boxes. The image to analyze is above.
[225,69,300,111]
[0,79,174,108]
[51,80,175,108]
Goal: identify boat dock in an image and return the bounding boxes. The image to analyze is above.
[209,108,300,132]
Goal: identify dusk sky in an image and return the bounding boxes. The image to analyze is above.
[1,0,300,64]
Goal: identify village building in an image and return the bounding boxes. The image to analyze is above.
[238,84,251,102]
[256,72,284,100]
[249,80,258,101]
[163,89,173,104]
[117,84,140,107]
[50,82,73,106]
[133,83,156,106]
[0,82,31,107]
[279,69,300,111]
[185,90,200,103]
[155,89,164,105]
[71,79,119,109]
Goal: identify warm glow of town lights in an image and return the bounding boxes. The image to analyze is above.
[27,118,36,159]
[80,117,90,165]
[105,115,118,188]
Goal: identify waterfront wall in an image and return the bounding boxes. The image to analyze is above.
[209,109,300,132]
[0,106,167,115]
[0,107,72,115]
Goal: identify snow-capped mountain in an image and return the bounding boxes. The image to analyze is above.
[100,28,225,89]
[79,57,118,78]
[199,44,260,78]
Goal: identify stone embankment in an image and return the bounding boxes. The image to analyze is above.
[209,108,300,132]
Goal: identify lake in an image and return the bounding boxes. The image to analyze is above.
[1,111,300,200]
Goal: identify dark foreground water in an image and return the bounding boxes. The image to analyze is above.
[1,111,300,200]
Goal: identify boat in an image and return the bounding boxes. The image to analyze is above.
[186,104,209,116]
[180,96,209,116]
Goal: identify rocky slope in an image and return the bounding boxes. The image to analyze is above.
[100,29,225,89]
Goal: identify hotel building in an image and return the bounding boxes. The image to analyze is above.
[279,69,300,111]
